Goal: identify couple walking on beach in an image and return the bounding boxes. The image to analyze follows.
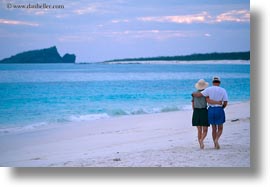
[192,76,228,149]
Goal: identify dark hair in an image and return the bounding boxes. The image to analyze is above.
[212,80,220,83]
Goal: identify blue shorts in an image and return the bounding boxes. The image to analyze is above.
[208,106,225,125]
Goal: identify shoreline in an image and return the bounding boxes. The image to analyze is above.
[0,60,251,65]
[0,101,250,167]
[0,100,250,136]
[106,60,250,65]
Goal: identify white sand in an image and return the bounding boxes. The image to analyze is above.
[107,60,250,65]
[0,101,250,167]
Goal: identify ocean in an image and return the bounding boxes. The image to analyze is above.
[0,62,250,133]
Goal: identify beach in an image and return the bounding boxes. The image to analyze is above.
[0,101,250,167]
[106,60,250,65]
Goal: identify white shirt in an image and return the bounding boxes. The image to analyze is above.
[201,86,228,107]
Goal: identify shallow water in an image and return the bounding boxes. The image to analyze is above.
[0,62,250,132]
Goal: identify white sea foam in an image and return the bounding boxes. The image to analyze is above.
[0,122,49,135]
[69,113,110,122]
[181,105,193,111]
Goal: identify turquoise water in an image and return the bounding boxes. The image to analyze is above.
[0,62,250,131]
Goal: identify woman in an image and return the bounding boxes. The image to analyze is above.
[191,79,209,149]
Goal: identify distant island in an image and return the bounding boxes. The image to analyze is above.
[104,51,250,63]
[0,46,76,63]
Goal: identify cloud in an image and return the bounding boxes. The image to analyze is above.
[137,12,211,24]
[0,18,39,26]
[55,14,69,19]
[137,10,250,24]
[215,10,250,23]
[73,4,99,15]
[111,19,129,23]
[72,1,117,15]
[58,34,94,42]
[33,10,47,15]
[106,30,201,40]
[57,30,199,43]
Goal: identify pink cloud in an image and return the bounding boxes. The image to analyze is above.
[0,18,39,26]
[137,12,211,24]
[137,10,250,24]
[215,10,250,23]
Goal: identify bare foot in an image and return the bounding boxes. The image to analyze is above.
[199,139,204,149]
[214,139,220,149]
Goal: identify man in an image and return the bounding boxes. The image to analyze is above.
[193,76,228,149]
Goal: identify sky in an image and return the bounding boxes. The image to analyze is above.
[0,0,250,62]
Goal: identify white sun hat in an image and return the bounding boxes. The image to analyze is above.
[195,79,209,90]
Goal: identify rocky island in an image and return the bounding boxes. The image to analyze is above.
[0,46,76,63]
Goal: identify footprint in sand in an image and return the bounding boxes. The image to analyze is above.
[30,157,41,160]
[64,161,73,166]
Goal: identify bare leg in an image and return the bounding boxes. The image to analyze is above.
[197,126,202,148]
[214,125,223,149]
[212,125,217,148]
[200,127,208,149]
